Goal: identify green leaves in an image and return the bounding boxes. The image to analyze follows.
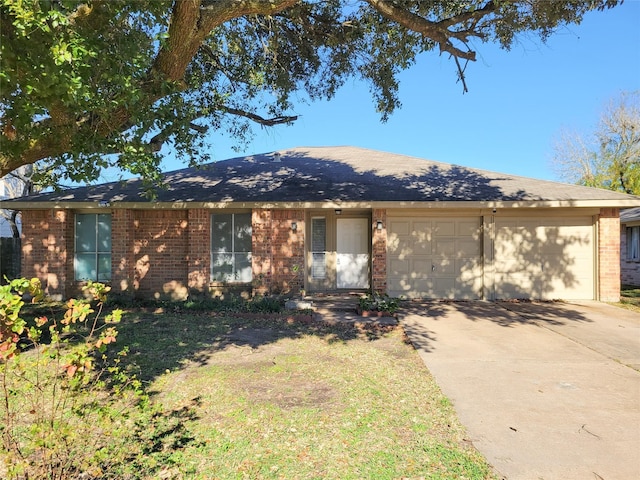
[0,0,624,188]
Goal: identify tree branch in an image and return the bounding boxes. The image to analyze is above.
[364,0,497,61]
[218,106,298,126]
[1,0,302,177]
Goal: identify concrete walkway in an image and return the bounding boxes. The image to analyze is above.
[400,301,640,480]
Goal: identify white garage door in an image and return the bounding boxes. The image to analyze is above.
[494,217,594,300]
[387,217,483,299]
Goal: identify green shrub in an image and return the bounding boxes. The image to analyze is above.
[0,278,196,479]
[358,292,399,314]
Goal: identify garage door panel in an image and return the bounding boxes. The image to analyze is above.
[389,220,410,236]
[494,217,594,300]
[412,259,431,275]
[434,221,456,236]
[458,220,482,236]
[433,259,455,275]
[434,278,456,298]
[457,238,481,254]
[412,236,432,254]
[435,240,456,255]
[389,258,410,275]
[388,216,482,299]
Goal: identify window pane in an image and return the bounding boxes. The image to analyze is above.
[97,254,111,281]
[235,252,252,282]
[97,214,112,253]
[212,214,232,253]
[211,213,253,283]
[630,226,640,260]
[75,254,97,281]
[76,214,97,253]
[312,218,326,252]
[212,253,233,282]
[234,213,252,253]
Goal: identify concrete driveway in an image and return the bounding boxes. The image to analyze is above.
[400,301,640,480]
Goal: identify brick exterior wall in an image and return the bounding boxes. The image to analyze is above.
[20,205,624,302]
[21,209,71,300]
[372,208,387,293]
[111,208,135,298]
[187,209,211,297]
[133,210,189,300]
[251,209,273,294]
[270,209,305,294]
[620,223,640,286]
[598,208,620,302]
[251,208,304,295]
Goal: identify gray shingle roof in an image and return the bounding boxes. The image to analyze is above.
[4,146,640,206]
[621,207,640,223]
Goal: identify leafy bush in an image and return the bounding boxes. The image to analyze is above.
[0,278,196,479]
[358,292,399,314]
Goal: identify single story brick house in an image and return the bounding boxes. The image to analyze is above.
[3,146,640,302]
[621,207,640,286]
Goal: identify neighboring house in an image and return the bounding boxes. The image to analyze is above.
[0,181,20,237]
[621,207,640,286]
[2,146,640,302]
[0,165,30,237]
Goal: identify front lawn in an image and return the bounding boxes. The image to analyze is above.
[111,310,495,479]
[619,285,640,312]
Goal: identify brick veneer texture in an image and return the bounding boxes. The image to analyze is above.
[133,210,189,300]
[251,209,304,295]
[598,208,620,302]
[21,209,71,299]
[372,208,387,293]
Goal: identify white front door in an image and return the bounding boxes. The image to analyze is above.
[336,218,370,289]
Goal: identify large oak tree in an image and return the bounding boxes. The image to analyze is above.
[0,0,622,186]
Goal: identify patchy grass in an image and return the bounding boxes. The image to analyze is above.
[618,285,640,313]
[113,311,495,479]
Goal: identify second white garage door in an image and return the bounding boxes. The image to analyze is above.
[493,216,594,300]
[387,216,483,299]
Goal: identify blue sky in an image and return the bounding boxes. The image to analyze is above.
[161,1,640,182]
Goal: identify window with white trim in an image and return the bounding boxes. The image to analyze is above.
[311,217,327,279]
[627,226,640,261]
[211,213,252,282]
[74,213,111,281]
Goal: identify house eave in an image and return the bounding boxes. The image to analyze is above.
[4,198,640,210]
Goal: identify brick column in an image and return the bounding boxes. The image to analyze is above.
[21,209,68,300]
[111,209,135,299]
[252,209,273,294]
[187,209,211,297]
[271,209,305,294]
[372,208,387,294]
[598,208,620,302]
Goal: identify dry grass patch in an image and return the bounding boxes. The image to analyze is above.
[114,311,495,479]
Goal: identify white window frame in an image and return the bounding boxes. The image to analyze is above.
[74,213,111,281]
[210,212,252,283]
[627,226,640,261]
[310,217,327,279]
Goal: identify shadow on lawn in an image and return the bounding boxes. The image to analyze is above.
[113,309,395,385]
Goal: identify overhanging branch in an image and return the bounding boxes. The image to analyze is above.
[364,0,497,61]
[218,106,299,126]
